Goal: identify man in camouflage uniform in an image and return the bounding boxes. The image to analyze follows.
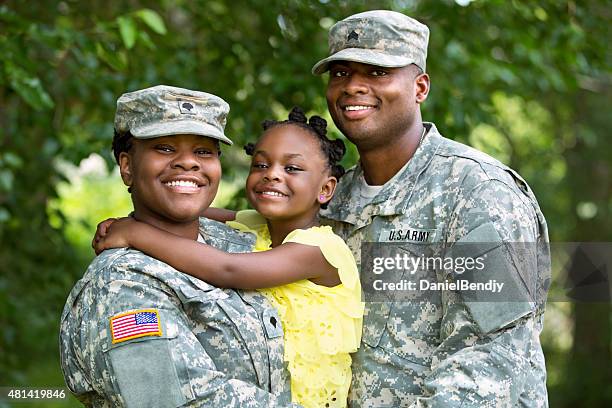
[60,86,299,407]
[313,11,550,407]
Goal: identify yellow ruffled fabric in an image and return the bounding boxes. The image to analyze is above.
[227,210,364,408]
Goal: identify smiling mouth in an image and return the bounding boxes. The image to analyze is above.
[343,105,375,111]
[164,180,200,188]
[163,179,205,194]
[257,190,288,198]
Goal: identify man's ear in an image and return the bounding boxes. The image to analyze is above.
[415,72,430,104]
[318,176,338,205]
[118,152,133,189]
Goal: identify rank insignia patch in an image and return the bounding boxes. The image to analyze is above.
[178,100,196,114]
[347,30,359,41]
[110,309,162,344]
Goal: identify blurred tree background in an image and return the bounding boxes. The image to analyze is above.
[1,0,610,406]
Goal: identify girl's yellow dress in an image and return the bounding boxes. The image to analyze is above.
[227,210,364,408]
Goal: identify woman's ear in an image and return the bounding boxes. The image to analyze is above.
[118,152,133,190]
[318,176,338,205]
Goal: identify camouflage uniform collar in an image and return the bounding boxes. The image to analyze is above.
[322,122,443,225]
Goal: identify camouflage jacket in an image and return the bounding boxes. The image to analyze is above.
[60,218,298,408]
[321,123,550,407]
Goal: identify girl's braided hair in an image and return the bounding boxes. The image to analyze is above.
[244,106,346,180]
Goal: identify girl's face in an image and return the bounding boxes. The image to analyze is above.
[246,124,336,225]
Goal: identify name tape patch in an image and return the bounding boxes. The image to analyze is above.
[110,309,162,344]
[379,227,436,243]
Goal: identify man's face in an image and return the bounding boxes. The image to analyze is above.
[326,61,423,151]
[120,134,221,226]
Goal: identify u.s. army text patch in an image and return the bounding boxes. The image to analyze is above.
[110,309,162,344]
[379,227,436,243]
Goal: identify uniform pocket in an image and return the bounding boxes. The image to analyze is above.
[105,332,188,408]
[177,286,265,388]
[103,306,195,408]
[361,302,391,348]
[451,222,533,334]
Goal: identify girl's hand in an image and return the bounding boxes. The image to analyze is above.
[92,217,136,255]
[92,218,117,250]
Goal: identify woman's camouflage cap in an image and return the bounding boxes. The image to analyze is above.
[312,10,429,75]
[114,85,233,145]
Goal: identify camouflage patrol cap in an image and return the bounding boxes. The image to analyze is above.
[114,85,232,145]
[312,10,429,75]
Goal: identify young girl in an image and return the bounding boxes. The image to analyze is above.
[93,107,364,408]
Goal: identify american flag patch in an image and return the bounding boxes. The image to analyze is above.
[110,309,162,344]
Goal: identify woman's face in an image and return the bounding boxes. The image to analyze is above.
[120,134,221,226]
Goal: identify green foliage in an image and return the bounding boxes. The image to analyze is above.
[1,1,610,406]
[48,156,133,252]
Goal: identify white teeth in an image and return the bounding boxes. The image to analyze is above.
[261,191,285,197]
[165,180,198,188]
[344,105,372,111]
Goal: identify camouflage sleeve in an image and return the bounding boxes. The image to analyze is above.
[84,268,297,407]
[411,179,546,407]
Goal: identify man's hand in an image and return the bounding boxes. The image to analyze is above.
[92,217,135,255]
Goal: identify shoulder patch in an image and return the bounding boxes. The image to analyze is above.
[110,309,162,344]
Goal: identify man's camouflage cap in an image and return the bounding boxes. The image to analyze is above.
[312,10,429,75]
[114,85,233,145]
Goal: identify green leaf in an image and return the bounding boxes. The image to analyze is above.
[95,42,127,71]
[135,9,167,35]
[137,30,156,50]
[4,62,54,111]
[0,169,14,191]
[2,152,23,168]
[0,206,10,223]
[117,15,137,49]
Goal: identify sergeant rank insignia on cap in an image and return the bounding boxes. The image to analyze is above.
[110,309,162,344]
[347,30,359,42]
